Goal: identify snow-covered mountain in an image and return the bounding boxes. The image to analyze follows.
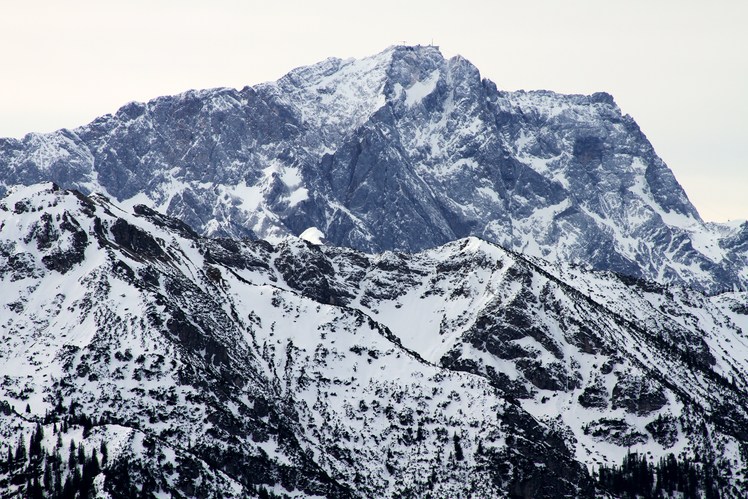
[0,45,745,293]
[1,184,747,496]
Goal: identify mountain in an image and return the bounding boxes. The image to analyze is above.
[0,45,745,293]
[1,184,747,496]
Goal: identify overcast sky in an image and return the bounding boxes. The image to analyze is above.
[1,1,746,221]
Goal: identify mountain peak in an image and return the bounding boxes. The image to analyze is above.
[0,47,744,292]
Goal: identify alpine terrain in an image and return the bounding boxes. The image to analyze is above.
[1,46,747,497]
[0,45,745,293]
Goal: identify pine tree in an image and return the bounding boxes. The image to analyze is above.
[453,433,464,461]
[56,397,64,414]
[30,474,43,499]
[15,433,27,462]
[43,457,53,490]
[71,464,82,494]
[90,449,100,475]
[61,474,74,499]
[68,440,77,468]
[100,440,108,467]
[53,464,63,497]
[30,422,44,460]
[52,448,62,472]
[599,451,724,498]
[78,448,101,499]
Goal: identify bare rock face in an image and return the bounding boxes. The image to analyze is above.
[583,418,649,447]
[578,376,609,409]
[18,193,90,274]
[612,374,668,416]
[1,46,746,293]
[517,359,581,392]
[646,415,679,448]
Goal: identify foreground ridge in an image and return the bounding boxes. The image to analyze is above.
[1,184,746,496]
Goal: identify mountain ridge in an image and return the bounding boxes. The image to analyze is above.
[1,183,747,496]
[1,183,600,496]
[1,45,746,292]
[2,45,748,495]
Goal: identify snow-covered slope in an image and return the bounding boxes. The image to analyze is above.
[0,45,745,293]
[0,184,596,497]
[1,185,746,496]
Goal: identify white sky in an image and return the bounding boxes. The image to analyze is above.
[1,0,746,221]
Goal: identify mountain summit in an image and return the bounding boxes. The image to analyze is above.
[1,45,746,292]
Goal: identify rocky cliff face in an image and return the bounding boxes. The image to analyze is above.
[0,46,745,292]
[1,185,747,496]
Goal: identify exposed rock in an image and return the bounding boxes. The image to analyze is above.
[583,418,649,447]
[578,377,609,409]
[611,374,668,416]
[0,46,745,292]
[110,218,168,262]
[39,212,89,273]
[517,359,581,392]
[645,414,679,448]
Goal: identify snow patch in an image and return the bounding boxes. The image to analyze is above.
[299,227,326,245]
[405,70,440,107]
